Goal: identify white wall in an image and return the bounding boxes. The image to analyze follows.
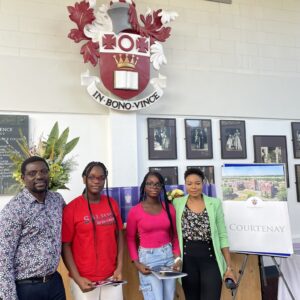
[0,0,107,115]
[147,0,300,118]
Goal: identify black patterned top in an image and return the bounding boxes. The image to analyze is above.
[182,205,211,241]
[0,188,65,300]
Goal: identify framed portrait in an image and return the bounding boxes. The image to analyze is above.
[149,166,178,185]
[184,119,213,159]
[147,118,177,160]
[295,165,300,202]
[253,135,289,186]
[220,120,247,159]
[291,122,300,158]
[187,166,215,184]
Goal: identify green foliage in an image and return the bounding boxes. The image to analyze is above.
[8,122,80,192]
[222,186,234,200]
[245,190,257,198]
[276,184,288,201]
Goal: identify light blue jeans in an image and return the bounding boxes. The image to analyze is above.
[138,243,176,300]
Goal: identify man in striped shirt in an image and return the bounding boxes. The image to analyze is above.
[0,156,66,300]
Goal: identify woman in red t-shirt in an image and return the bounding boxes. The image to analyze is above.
[62,162,124,300]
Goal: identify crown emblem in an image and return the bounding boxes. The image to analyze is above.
[251,199,257,205]
[114,54,138,69]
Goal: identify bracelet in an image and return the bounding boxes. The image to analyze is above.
[174,257,182,264]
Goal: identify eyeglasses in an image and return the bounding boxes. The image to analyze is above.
[25,169,49,177]
[87,175,106,182]
[145,182,162,188]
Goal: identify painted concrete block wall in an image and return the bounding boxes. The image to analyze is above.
[0,0,300,117]
[0,0,107,114]
[145,0,300,118]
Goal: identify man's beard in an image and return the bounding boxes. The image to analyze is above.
[31,181,49,193]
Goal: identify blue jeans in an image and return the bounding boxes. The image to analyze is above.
[16,271,66,300]
[138,243,176,300]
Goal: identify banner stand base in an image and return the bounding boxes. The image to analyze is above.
[230,254,249,300]
[271,256,295,300]
[232,254,295,300]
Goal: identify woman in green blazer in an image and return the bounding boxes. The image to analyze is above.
[173,168,235,300]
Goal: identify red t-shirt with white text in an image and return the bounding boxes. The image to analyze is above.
[62,195,123,281]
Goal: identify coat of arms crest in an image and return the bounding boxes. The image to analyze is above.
[67,0,178,111]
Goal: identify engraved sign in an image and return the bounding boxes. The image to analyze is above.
[0,115,28,194]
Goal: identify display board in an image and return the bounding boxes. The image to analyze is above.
[0,115,28,195]
[222,163,293,256]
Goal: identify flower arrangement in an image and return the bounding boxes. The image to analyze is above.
[167,188,184,201]
[8,122,80,192]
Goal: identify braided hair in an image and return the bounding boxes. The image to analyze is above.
[82,161,119,234]
[139,171,174,238]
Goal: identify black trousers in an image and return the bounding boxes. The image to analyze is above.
[16,271,66,300]
[182,240,222,300]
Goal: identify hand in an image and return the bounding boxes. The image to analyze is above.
[75,276,95,293]
[172,258,182,271]
[134,261,151,275]
[112,266,122,281]
[223,269,237,283]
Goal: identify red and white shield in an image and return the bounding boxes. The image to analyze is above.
[99,33,150,100]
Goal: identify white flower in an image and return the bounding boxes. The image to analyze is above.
[158,10,178,25]
[87,0,97,9]
[150,42,167,70]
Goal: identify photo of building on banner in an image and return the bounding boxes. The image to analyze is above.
[222,163,287,201]
[221,164,293,256]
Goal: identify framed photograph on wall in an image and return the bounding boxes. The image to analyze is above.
[149,166,178,185]
[220,120,247,159]
[184,119,213,159]
[187,166,215,184]
[295,165,300,202]
[147,118,177,160]
[253,135,289,186]
[291,122,300,158]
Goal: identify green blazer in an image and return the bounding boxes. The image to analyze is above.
[173,194,229,277]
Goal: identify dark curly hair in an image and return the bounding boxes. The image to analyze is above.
[184,168,205,181]
[21,156,49,175]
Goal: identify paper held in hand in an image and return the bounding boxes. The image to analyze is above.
[150,266,187,280]
[93,280,127,287]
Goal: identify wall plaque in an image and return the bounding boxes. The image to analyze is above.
[0,115,28,194]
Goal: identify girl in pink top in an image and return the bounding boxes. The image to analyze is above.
[126,171,181,300]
